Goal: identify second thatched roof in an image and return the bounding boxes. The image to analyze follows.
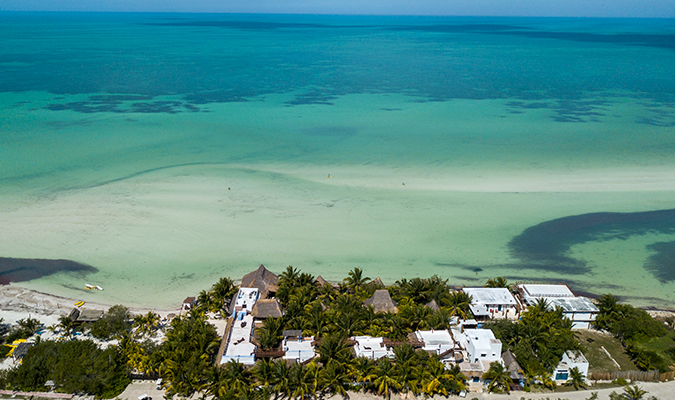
[251,298,283,319]
[364,289,398,314]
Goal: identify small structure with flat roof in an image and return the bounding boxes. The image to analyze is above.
[518,283,575,300]
[364,290,398,314]
[231,287,259,318]
[554,350,589,382]
[352,336,394,360]
[462,287,519,319]
[415,330,455,357]
[547,297,599,329]
[517,284,598,329]
[462,329,502,364]
[182,297,196,311]
[221,315,256,365]
[283,335,316,363]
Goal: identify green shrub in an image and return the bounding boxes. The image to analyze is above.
[6,339,130,398]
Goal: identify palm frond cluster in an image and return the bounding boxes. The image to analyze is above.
[201,344,466,400]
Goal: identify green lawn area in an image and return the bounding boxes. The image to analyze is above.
[577,330,637,373]
[638,330,675,366]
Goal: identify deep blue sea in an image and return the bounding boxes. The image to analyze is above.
[1,13,675,307]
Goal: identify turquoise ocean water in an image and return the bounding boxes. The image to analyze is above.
[1,13,675,308]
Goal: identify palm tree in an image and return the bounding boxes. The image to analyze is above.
[203,365,228,399]
[134,311,160,338]
[316,334,353,365]
[537,370,556,391]
[443,291,473,319]
[272,360,292,398]
[530,298,551,315]
[484,277,509,288]
[344,267,370,292]
[289,362,318,400]
[333,310,365,338]
[210,277,237,312]
[369,358,400,399]
[257,317,283,350]
[252,358,275,388]
[482,361,512,394]
[393,357,420,396]
[279,265,300,286]
[352,356,375,391]
[565,366,586,390]
[421,359,453,396]
[622,385,648,400]
[57,314,75,337]
[319,360,351,398]
[222,359,253,396]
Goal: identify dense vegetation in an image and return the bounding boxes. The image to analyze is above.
[6,339,130,398]
[594,294,675,372]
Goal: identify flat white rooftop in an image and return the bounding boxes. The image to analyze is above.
[548,297,599,313]
[519,284,574,298]
[463,287,517,305]
[352,336,393,360]
[283,337,316,363]
[463,328,499,347]
[222,315,256,365]
[234,288,259,314]
[415,330,454,346]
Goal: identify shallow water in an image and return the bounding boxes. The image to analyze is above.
[1,13,675,308]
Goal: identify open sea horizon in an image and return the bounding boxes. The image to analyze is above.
[1,12,675,308]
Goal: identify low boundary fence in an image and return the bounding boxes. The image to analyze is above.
[588,370,660,382]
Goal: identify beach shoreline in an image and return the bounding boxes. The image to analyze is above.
[0,284,180,326]
[2,282,674,329]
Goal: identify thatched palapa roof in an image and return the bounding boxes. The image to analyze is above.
[364,289,398,314]
[251,299,283,319]
[315,275,328,286]
[69,308,104,322]
[371,277,385,288]
[502,350,525,380]
[425,299,440,311]
[240,264,279,298]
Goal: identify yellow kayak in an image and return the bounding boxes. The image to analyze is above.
[75,301,85,307]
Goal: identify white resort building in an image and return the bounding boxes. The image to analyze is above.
[462,287,520,319]
[516,284,599,329]
[554,350,590,382]
[231,287,260,318]
[221,314,256,365]
[448,321,504,391]
[352,336,394,360]
[283,335,316,363]
[415,330,455,357]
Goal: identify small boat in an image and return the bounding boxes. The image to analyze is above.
[75,301,85,307]
[85,284,95,290]
[95,285,103,291]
